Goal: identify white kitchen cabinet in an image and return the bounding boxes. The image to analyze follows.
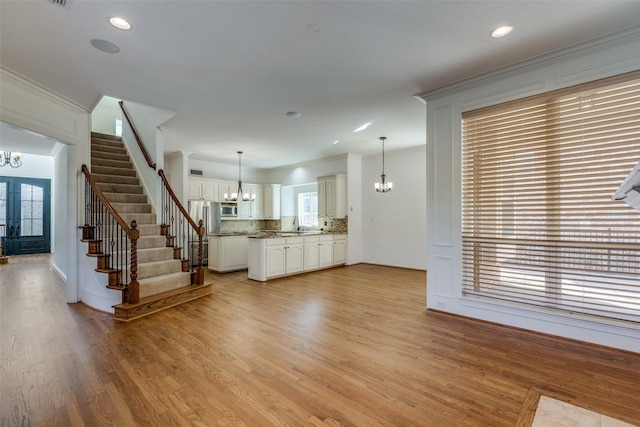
[317,174,346,218]
[248,236,305,281]
[302,235,333,270]
[237,184,263,218]
[319,235,334,268]
[188,179,219,201]
[333,235,347,265]
[208,235,248,272]
[263,184,281,219]
[303,236,320,270]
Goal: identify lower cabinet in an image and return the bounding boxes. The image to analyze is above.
[208,236,248,272]
[249,234,347,281]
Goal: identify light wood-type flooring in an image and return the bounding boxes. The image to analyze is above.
[1,254,639,426]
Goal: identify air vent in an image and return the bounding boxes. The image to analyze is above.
[190,169,203,176]
[49,0,72,9]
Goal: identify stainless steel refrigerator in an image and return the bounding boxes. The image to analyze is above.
[187,201,221,265]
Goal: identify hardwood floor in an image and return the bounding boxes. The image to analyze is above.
[1,255,639,426]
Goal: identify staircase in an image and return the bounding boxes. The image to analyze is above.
[86,132,211,320]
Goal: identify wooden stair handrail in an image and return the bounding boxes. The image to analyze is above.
[159,169,202,234]
[119,101,156,170]
[82,164,132,233]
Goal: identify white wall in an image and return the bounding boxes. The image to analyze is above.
[189,158,269,184]
[421,27,640,352]
[0,152,54,179]
[361,146,427,270]
[52,145,68,280]
[266,154,348,186]
[91,96,121,135]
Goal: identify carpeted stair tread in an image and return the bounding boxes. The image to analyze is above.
[92,132,122,141]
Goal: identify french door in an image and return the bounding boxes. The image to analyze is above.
[0,177,51,255]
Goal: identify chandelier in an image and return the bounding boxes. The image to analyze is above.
[374,137,392,192]
[224,151,255,202]
[0,151,22,168]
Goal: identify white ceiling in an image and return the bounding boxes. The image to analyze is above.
[2,1,640,169]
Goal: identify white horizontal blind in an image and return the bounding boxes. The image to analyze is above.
[461,71,640,322]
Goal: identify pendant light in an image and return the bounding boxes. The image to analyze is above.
[224,151,255,202]
[374,137,392,192]
[0,151,22,168]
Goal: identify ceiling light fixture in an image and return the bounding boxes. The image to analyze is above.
[109,17,132,30]
[354,122,373,132]
[333,140,339,145]
[224,151,255,202]
[374,137,392,193]
[0,151,22,168]
[491,25,513,38]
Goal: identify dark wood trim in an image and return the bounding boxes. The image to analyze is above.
[118,100,156,170]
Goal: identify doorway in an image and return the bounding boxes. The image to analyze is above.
[0,177,51,255]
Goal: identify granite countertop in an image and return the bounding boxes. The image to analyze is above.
[246,231,346,239]
[209,231,346,238]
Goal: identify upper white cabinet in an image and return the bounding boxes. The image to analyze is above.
[263,184,281,219]
[237,184,263,218]
[188,179,281,219]
[188,179,219,201]
[317,174,346,218]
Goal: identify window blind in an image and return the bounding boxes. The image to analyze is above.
[461,71,640,322]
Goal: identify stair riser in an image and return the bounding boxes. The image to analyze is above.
[92,158,133,169]
[139,273,193,298]
[103,193,148,204]
[111,203,152,214]
[93,174,140,186]
[138,236,169,249]
[92,166,137,177]
[121,213,157,225]
[97,183,144,194]
[92,151,129,162]
[93,145,127,156]
[92,139,124,149]
[137,224,161,237]
[137,260,183,279]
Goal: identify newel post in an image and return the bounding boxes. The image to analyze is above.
[128,220,140,303]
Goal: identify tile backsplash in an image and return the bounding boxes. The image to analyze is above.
[220,216,348,234]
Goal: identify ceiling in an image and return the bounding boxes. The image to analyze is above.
[2,1,640,169]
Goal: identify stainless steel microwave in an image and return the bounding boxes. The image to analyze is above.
[220,203,238,217]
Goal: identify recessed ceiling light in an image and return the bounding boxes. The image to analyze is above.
[353,122,373,132]
[286,111,302,118]
[90,39,120,53]
[491,25,513,38]
[109,17,131,30]
[333,140,339,145]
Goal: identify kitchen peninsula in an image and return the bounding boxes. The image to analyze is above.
[248,232,347,281]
